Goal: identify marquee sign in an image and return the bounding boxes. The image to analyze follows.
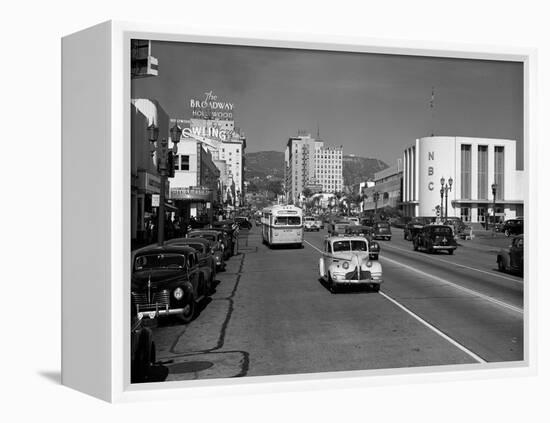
[190,91,234,120]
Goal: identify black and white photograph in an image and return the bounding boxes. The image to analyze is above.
[129,39,525,384]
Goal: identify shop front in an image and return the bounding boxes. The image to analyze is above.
[170,186,215,226]
[132,170,170,246]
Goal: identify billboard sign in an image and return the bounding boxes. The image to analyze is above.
[190,91,234,120]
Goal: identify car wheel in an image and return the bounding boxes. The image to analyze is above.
[206,272,213,295]
[497,257,505,272]
[371,284,380,293]
[505,229,510,237]
[177,292,196,324]
[328,273,338,293]
[448,249,454,255]
[413,241,418,251]
[150,341,156,365]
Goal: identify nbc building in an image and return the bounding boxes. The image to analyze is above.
[401,136,524,223]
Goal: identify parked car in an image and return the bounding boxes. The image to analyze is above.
[319,235,383,293]
[345,225,381,259]
[404,217,433,241]
[131,302,157,383]
[131,244,211,323]
[501,219,524,237]
[211,220,239,255]
[188,229,231,261]
[497,235,524,275]
[304,215,321,231]
[413,225,457,254]
[165,237,219,278]
[372,221,392,241]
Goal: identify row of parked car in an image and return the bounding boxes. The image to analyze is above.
[130,219,246,383]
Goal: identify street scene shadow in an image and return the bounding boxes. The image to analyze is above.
[37,370,61,384]
[317,277,375,294]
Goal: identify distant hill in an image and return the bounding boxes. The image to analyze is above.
[244,151,285,179]
[342,155,388,186]
[244,151,388,187]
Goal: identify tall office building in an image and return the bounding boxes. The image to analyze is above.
[284,133,343,204]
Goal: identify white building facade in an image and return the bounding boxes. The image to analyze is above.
[402,136,524,223]
[284,133,343,204]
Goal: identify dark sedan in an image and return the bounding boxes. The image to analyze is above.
[188,229,230,261]
[165,237,219,278]
[131,245,211,323]
[372,221,392,241]
[502,219,523,237]
[345,225,381,260]
[497,234,524,275]
[413,224,457,254]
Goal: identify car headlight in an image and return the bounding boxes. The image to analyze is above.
[174,287,184,300]
[366,261,373,268]
[342,261,350,269]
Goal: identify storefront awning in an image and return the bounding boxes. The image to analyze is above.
[164,203,178,212]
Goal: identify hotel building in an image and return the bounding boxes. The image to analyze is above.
[284,133,343,204]
[401,136,524,223]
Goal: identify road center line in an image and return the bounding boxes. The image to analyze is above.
[303,239,487,363]
[303,238,523,315]
[382,242,522,284]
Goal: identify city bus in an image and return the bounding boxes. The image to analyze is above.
[261,205,303,247]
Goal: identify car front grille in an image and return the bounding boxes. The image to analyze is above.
[344,267,371,280]
[132,290,170,312]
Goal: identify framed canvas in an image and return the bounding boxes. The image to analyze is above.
[62,20,537,402]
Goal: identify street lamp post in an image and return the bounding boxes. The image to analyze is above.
[491,183,497,236]
[147,121,182,245]
[440,177,453,220]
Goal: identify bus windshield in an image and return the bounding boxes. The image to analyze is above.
[274,216,301,226]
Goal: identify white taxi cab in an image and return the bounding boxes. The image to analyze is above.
[319,235,383,293]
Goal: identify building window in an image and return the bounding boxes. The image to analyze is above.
[460,207,471,222]
[477,145,488,199]
[460,144,472,199]
[173,154,179,171]
[494,146,505,200]
[181,155,190,171]
[477,207,487,222]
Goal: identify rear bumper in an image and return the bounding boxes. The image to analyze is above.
[432,245,457,250]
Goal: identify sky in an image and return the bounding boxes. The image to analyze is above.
[132,41,524,169]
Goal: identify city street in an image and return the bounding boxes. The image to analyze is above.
[148,225,524,381]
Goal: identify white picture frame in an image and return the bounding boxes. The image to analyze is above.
[61,20,537,403]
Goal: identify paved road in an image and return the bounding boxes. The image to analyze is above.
[148,225,524,381]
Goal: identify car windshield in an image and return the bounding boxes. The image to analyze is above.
[432,227,452,235]
[186,243,204,252]
[134,254,186,271]
[190,233,216,242]
[332,240,368,252]
[274,216,301,225]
